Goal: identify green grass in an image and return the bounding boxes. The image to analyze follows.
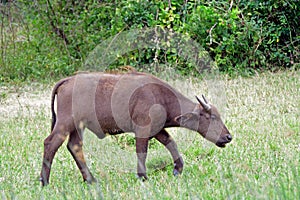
[0,71,299,199]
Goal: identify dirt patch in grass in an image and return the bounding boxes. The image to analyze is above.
[0,83,52,120]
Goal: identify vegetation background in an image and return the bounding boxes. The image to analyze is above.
[0,0,299,82]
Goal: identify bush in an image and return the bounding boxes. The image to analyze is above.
[186,0,299,75]
[0,0,299,82]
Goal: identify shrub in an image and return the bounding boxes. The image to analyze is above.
[186,0,299,75]
[0,0,298,82]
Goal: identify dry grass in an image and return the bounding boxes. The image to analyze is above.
[0,83,52,120]
[0,70,299,199]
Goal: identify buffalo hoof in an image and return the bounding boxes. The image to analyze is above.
[85,176,97,184]
[173,168,182,176]
[173,156,184,176]
[137,173,148,181]
[40,177,48,187]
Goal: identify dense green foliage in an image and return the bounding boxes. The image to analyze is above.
[0,0,299,82]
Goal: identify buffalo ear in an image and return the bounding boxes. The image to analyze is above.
[174,112,198,126]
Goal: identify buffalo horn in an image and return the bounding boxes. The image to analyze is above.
[202,95,208,104]
[196,95,211,111]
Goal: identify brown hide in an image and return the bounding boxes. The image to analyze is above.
[57,72,194,137]
[40,70,232,186]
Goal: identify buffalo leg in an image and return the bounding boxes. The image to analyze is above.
[67,130,96,184]
[155,129,184,176]
[135,137,149,180]
[40,130,69,186]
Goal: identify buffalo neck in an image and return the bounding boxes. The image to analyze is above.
[165,94,198,127]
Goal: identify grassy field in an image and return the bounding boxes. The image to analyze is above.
[0,71,299,199]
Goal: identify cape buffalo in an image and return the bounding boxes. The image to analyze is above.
[40,69,232,186]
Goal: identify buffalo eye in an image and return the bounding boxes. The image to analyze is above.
[211,114,216,120]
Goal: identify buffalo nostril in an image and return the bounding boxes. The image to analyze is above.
[226,134,232,141]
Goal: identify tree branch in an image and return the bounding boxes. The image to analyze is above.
[209,23,217,45]
[46,0,69,45]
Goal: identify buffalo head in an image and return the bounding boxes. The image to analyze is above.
[175,95,232,147]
